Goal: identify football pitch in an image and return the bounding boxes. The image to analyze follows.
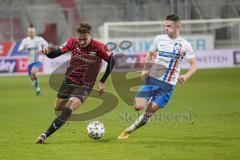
[0,68,240,160]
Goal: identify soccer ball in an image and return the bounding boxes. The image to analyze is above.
[86,121,105,139]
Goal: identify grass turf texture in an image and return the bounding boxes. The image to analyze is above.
[0,68,240,160]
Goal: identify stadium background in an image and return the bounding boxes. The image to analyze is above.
[0,0,240,160]
[1,0,240,75]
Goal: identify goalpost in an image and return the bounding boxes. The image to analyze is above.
[99,18,240,49]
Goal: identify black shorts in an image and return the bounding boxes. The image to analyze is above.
[57,78,92,103]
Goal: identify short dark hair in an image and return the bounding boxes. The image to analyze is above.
[166,14,180,22]
[29,23,34,28]
[75,23,91,33]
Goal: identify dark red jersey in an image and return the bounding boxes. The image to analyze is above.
[59,37,111,88]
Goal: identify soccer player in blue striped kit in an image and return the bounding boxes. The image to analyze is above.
[118,14,197,139]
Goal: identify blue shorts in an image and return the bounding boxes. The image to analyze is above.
[28,61,42,75]
[136,76,175,108]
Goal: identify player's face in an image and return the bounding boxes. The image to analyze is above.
[164,20,179,38]
[76,32,91,48]
[27,28,36,39]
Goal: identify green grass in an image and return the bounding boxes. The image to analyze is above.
[0,68,240,160]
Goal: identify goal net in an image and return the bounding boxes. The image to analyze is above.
[99,18,240,50]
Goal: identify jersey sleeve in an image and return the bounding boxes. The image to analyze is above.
[185,42,195,59]
[98,45,112,62]
[39,37,48,49]
[18,39,27,52]
[59,38,75,54]
[148,36,158,53]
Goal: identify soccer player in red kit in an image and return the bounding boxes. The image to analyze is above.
[36,23,115,144]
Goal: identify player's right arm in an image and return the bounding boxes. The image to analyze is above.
[18,39,28,52]
[141,36,158,81]
[141,51,154,82]
[178,42,197,84]
[39,38,74,58]
[40,48,62,59]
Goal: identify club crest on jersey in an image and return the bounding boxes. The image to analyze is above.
[174,43,182,53]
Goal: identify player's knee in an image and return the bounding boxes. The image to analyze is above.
[55,102,63,111]
[31,68,37,74]
[69,97,81,104]
[134,105,144,111]
[55,106,63,111]
[31,71,36,75]
[134,101,145,111]
[68,97,81,111]
[134,98,147,111]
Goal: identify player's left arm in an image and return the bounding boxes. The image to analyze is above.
[39,38,73,58]
[178,57,197,84]
[39,48,62,58]
[39,37,48,50]
[98,46,115,96]
[178,42,197,84]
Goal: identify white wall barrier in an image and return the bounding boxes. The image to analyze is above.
[0,49,240,76]
[113,49,240,70]
[181,49,239,69]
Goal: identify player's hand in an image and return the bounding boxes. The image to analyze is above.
[141,70,149,82]
[98,82,105,96]
[23,45,28,50]
[178,75,188,84]
[39,48,49,55]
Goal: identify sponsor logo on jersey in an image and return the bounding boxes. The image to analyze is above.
[89,51,96,56]
[158,51,180,59]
